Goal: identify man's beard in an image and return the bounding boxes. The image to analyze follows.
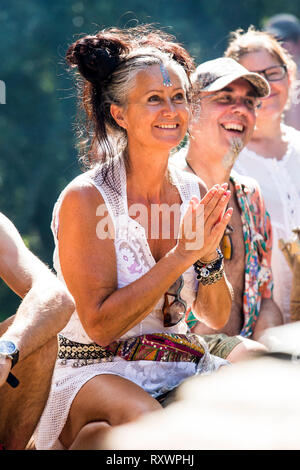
[222,137,243,169]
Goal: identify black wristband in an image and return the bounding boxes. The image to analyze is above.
[6,372,19,388]
[10,349,19,369]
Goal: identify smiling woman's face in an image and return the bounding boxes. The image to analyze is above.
[238,49,291,120]
[110,63,190,154]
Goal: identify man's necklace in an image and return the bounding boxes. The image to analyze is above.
[185,158,234,260]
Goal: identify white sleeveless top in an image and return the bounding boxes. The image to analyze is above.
[52,156,199,342]
[35,156,227,450]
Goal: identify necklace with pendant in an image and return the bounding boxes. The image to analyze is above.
[221,222,234,260]
[186,158,234,260]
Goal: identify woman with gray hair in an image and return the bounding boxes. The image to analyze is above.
[34,27,234,450]
[225,27,300,324]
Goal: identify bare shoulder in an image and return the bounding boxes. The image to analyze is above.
[0,213,53,296]
[59,173,105,212]
[0,212,19,236]
[0,212,25,254]
[61,173,103,201]
[57,172,115,251]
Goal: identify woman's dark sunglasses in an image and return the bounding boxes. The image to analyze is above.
[163,275,187,327]
[254,64,287,82]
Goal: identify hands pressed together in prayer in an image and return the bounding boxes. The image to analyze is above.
[177,183,232,264]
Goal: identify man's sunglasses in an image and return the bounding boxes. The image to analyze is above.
[163,275,187,327]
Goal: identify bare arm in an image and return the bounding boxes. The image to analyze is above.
[190,180,233,330]
[57,181,232,347]
[250,183,283,341]
[0,213,74,386]
[192,274,233,330]
[251,297,283,342]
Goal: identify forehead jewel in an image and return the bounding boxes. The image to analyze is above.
[159,63,173,87]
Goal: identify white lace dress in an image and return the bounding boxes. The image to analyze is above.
[34,156,228,450]
[235,124,300,323]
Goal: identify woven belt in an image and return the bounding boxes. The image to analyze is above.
[58,332,206,367]
[58,335,114,366]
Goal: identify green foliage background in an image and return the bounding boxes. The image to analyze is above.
[1,0,299,320]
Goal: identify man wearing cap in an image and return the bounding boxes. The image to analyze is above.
[265,13,300,130]
[173,57,283,348]
[0,212,74,449]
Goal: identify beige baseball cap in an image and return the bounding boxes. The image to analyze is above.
[192,57,270,97]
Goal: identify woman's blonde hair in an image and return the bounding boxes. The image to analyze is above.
[225,26,297,82]
[225,26,297,111]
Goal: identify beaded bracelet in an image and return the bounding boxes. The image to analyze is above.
[193,248,224,284]
[197,248,224,266]
[198,267,224,286]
